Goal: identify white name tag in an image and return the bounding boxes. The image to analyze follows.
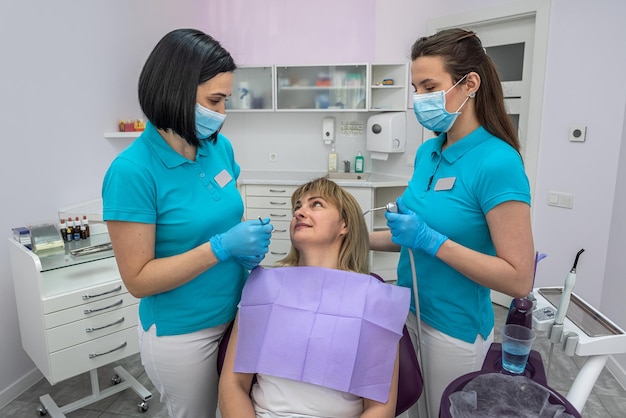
[214,169,233,188]
[434,177,455,191]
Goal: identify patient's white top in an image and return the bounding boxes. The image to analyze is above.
[252,374,363,417]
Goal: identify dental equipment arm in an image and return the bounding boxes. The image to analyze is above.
[547,249,585,381]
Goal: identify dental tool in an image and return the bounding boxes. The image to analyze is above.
[362,202,397,216]
[546,248,585,381]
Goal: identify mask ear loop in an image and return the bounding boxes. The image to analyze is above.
[454,91,474,113]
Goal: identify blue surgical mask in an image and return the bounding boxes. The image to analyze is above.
[195,103,226,140]
[413,74,471,133]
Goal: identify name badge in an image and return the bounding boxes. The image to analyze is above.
[214,169,233,188]
[434,177,455,191]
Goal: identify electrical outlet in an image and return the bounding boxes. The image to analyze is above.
[268,152,278,162]
[569,126,586,142]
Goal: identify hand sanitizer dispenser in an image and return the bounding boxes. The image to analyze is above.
[323,117,335,145]
[366,112,406,160]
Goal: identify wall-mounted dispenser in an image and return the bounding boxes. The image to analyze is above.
[366,112,406,160]
[323,116,335,145]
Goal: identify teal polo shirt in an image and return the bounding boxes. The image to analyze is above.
[102,122,245,336]
[398,126,530,343]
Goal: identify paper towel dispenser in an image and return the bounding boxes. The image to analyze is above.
[366,112,406,154]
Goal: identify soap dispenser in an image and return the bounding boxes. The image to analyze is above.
[328,146,338,172]
[355,151,364,173]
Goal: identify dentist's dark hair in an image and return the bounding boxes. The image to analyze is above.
[411,28,520,154]
[138,28,236,147]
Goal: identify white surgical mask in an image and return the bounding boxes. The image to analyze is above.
[412,74,471,133]
[195,103,226,140]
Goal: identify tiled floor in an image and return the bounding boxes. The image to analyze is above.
[2,304,625,417]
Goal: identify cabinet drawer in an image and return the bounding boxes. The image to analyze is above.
[49,326,139,384]
[269,221,290,240]
[44,292,138,329]
[42,279,128,315]
[47,305,138,352]
[247,208,292,223]
[246,196,292,209]
[245,184,297,197]
[262,240,292,266]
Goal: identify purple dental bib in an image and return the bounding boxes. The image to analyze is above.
[234,266,411,403]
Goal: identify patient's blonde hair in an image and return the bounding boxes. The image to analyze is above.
[276,177,370,274]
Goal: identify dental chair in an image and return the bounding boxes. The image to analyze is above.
[216,272,423,417]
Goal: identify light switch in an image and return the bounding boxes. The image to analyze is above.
[548,191,574,209]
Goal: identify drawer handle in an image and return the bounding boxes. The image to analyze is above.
[268,188,287,193]
[86,317,125,333]
[269,213,288,218]
[270,251,288,256]
[273,228,287,233]
[88,341,127,358]
[269,201,287,206]
[84,299,123,314]
[82,285,122,300]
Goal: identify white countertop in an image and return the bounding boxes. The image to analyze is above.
[238,170,410,188]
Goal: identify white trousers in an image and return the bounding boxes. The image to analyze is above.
[138,322,229,418]
[403,312,493,418]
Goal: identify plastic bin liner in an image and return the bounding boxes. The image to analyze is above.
[449,373,575,418]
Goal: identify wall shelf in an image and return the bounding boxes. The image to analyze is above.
[104,132,141,139]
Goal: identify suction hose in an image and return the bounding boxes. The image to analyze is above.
[367,202,429,416]
[408,247,430,417]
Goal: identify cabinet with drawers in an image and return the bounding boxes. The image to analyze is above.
[8,231,151,416]
[241,183,297,266]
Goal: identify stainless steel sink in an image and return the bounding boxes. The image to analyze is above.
[326,172,370,181]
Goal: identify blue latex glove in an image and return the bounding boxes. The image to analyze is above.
[233,254,265,270]
[385,198,447,257]
[210,218,273,262]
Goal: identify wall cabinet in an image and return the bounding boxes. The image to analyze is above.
[239,176,406,281]
[226,66,274,112]
[369,64,411,111]
[104,62,409,137]
[8,233,151,416]
[276,64,367,111]
[226,63,408,114]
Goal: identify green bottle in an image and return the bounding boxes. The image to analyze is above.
[355,151,364,173]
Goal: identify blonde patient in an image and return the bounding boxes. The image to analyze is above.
[218,177,404,418]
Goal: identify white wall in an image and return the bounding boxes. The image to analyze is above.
[2,0,626,406]
[602,96,626,371]
[0,0,212,405]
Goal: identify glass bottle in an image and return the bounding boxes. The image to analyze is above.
[81,215,90,239]
[73,217,81,241]
[66,217,74,242]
